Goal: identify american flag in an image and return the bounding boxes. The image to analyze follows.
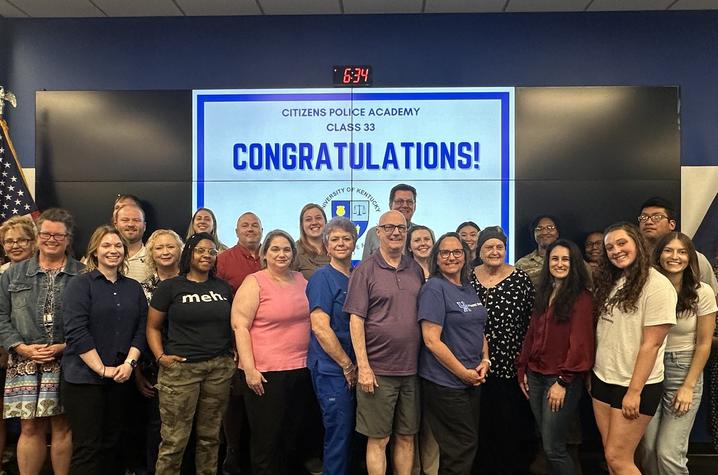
[0,119,38,222]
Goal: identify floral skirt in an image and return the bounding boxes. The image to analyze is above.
[3,351,62,419]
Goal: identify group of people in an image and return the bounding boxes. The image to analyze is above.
[0,185,715,475]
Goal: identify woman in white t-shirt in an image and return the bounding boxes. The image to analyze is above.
[639,232,717,474]
[591,223,677,475]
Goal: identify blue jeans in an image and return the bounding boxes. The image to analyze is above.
[527,371,583,475]
[639,350,703,475]
[310,366,355,475]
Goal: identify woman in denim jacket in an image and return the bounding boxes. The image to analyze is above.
[0,209,84,475]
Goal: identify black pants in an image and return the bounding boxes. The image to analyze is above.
[62,379,131,475]
[422,378,481,475]
[222,370,248,475]
[240,368,313,475]
[475,376,534,475]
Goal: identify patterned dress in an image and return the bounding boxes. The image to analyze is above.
[4,268,63,419]
[470,268,535,379]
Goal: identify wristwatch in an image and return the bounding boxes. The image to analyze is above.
[556,376,569,388]
[125,359,138,369]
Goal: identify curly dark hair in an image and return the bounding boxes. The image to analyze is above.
[652,232,699,315]
[593,222,650,318]
[179,232,217,277]
[534,239,590,323]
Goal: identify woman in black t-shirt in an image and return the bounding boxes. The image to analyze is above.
[147,232,234,475]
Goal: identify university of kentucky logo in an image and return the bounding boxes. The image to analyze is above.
[331,199,370,239]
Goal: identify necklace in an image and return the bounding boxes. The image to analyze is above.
[39,256,66,272]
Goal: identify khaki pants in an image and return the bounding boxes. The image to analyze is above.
[155,355,235,475]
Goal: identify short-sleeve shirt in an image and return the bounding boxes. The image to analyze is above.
[150,275,233,362]
[418,275,487,389]
[666,282,717,353]
[306,265,354,375]
[293,244,330,281]
[514,250,543,287]
[470,268,535,380]
[248,270,310,372]
[216,244,262,295]
[344,252,424,376]
[126,245,152,283]
[697,251,718,295]
[594,267,677,386]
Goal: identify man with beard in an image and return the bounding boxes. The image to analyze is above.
[515,214,561,287]
[114,204,151,282]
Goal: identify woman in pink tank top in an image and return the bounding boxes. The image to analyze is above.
[232,229,312,475]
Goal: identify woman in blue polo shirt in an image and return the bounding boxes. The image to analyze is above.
[418,232,490,475]
[306,217,358,475]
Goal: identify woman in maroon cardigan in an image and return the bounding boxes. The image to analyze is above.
[517,239,595,475]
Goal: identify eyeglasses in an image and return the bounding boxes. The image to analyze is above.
[439,249,464,259]
[3,238,31,247]
[534,225,556,232]
[637,214,669,224]
[378,224,407,234]
[193,247,218,256]
[392,199,415,207]
[38,232,69,242]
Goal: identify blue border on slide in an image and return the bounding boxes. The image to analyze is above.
[195,90,513,256]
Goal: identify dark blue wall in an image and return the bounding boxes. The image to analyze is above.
[3,11,718,168]
[0,18,9,92]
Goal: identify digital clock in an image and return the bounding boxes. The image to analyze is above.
[333,66,372,87]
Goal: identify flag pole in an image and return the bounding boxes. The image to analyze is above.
[0,118,34,191]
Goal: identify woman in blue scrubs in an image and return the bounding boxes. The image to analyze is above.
[306,217,358,475]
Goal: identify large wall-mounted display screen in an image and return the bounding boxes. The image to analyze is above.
[35,87,679,259]
[193,88,515,260]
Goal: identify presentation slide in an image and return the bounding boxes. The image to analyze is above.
[193,87,515,260]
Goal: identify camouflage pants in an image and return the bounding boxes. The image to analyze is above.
[155,355,235,475]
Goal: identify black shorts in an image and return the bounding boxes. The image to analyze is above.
[590,372,662,417]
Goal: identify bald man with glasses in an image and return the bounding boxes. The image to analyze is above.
[345,211,424,475]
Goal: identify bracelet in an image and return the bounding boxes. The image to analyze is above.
[342,363,356,375]
[156,353,165,363]
[101,366,106,378]
[481,358,491,367]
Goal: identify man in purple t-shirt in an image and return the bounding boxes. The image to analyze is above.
[345,210,424,475]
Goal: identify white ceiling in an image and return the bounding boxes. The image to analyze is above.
[0,0,716,17]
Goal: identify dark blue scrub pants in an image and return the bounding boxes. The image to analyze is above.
[310,364,355,475]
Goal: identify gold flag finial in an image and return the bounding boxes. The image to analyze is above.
[0,87,18,118]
